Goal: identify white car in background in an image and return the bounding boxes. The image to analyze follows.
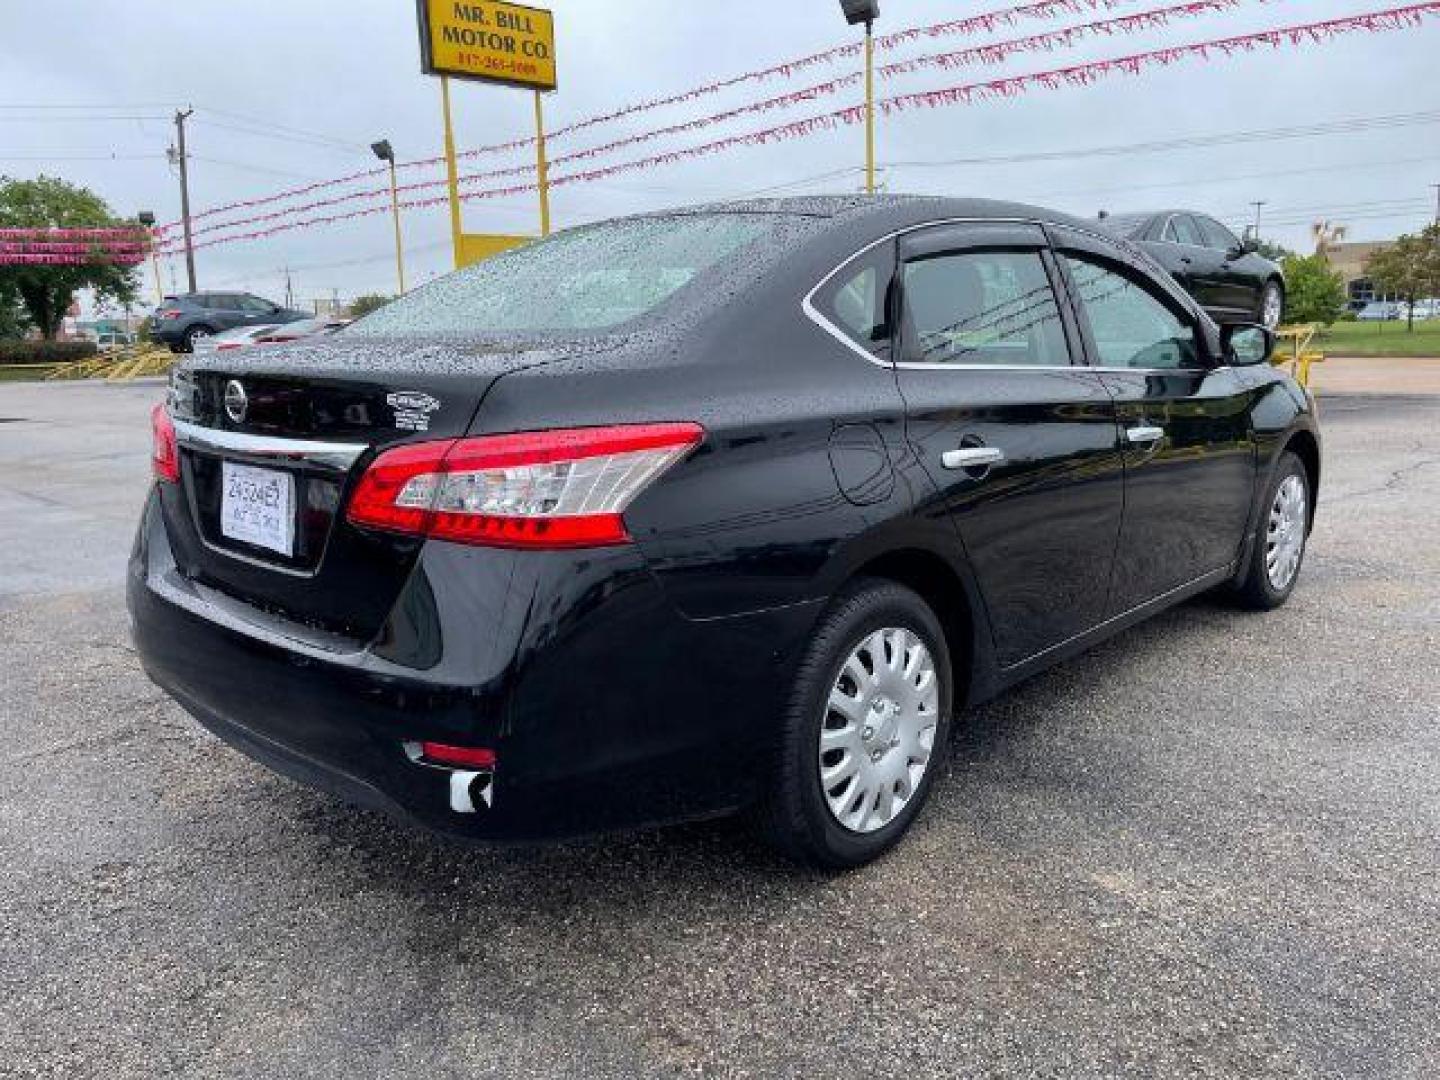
[1355,302,1402,322]
[191,324,280,356]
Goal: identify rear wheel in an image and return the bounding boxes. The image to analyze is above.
[1232,451,1311,610]
[757,579,952,868]
[180,325,214,353]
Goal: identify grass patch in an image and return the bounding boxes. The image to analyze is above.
[0,364,60,383]
[1311,320,1440,357]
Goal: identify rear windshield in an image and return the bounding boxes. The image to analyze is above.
[1097,213,1153,237]
[348,214,776,336]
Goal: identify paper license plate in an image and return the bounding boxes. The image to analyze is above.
[220,461,295,556]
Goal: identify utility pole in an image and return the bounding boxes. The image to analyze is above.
[1431,183,1439,226]
[173,108,197,293]
[1250,200,1267,240]
[283,267,294,309]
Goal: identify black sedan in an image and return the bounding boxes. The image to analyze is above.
[129,196,1320,867]
[1095,210,1286,329]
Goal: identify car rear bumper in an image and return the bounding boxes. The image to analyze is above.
[127,488,819,841]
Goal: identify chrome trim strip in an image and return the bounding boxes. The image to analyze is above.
[800,214,1214,375]
[1003,564,1235,672]
[172,418,368,471]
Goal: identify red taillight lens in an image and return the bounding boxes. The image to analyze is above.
[151,403,179,483]
[346,422,703,549]
[419,742,497,769]
[158,309,182,320]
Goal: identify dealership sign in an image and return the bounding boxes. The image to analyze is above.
[417,0,557,90]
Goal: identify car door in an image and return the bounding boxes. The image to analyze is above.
[1049,226,1257,614]
[1195,215,1260,317]
[235,295,273,324]
[204,293,244,331]
[1162,214,1228,313]
[891,223,1126,667]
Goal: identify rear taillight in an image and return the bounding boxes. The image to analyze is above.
[158,309,182,320]
[151,404,179,483]
[346,422,703,549]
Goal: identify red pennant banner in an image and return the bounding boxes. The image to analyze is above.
[168,0,1273,242]
[160,2,1440,254]
[164,0,1136,231]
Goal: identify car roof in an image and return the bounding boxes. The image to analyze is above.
[646,193,1101,232]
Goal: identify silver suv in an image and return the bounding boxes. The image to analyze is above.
[151,292,307,353]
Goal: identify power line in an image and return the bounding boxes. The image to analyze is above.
[192,116,371,156]
[194,106,373,154]
[886,111,1440,171]
[189,155,329,181]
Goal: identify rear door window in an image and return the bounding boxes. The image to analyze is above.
[899,250,1071,367]
[1165,215,1208,248]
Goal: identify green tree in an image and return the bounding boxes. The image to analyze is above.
[347,293,393,319]
[0,284,30,340]
[0,176,139,339]
[1279,253,1347,326]
[1365,224,1440,332]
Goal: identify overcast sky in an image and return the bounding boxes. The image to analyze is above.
[3,0,1437,311]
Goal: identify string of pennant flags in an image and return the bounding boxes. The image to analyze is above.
[159,0,1253,247]
[0,228,151,266]
[169,0,1140,231]
[154,1,1440,256]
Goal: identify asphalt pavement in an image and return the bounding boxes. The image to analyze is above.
[1,372,1436,1078]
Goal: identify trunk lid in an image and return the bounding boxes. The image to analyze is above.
[161,336,570,642]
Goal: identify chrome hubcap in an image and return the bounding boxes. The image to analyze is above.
[819,627,939,834]
[1266,474,1307,590]
[1263,286,1284,330]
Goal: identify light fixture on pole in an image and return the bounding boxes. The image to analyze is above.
[137,210,163,304]
[371,139,407,295]
[839,0,880,195]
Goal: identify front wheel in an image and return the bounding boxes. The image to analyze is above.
[1258,281,1285,330]
[757,579,953,869]
[1231,451,1311,610]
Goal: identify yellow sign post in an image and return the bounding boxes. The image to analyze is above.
[417,0,557,262]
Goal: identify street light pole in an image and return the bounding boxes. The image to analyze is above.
[839,1,881,195]
[1250,200,1267,239]
[371,140,407,295]
[173,108,196,293]
[1431,183,1439,226]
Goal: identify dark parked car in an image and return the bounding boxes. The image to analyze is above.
[130,196,1320,867]
[152,292,308,353]
[1095,210,1286,329]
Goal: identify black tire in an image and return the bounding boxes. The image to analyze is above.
[180,324,214,353]
[757,578,953,869]
[1231,451,1311,610]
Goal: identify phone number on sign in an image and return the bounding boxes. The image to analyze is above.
[454,53,542,78]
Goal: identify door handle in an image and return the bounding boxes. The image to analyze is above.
[1125,425,1165,446]
[942,446,1005,470]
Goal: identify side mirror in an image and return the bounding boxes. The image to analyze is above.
[1222,323,1274,367]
